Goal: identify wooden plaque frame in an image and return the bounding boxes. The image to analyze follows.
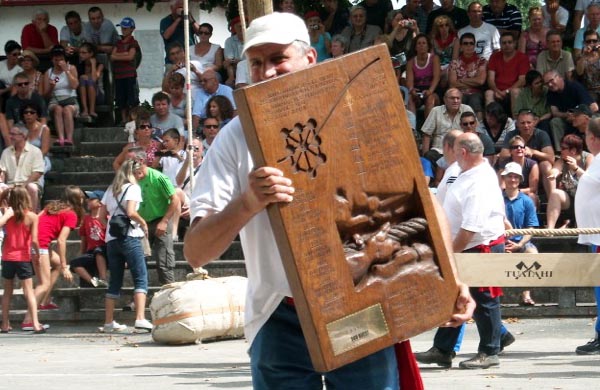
[234,45,459,372]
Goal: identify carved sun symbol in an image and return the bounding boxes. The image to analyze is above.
[277,118,327,178]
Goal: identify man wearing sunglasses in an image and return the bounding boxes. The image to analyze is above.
[5,72,48,134]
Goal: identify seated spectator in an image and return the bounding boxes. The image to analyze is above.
[430,15,457,86]
[513,70,551,130]
[320,0,350,36]
[18,50,43,94]
[59,11,90,62]
[113,111,162,171]
[406,33,440,118]
[330,34,348,58]
[454,1,500,62]
[448,32,487,120]
[485,32,529,114]
[111,17,140,125]
[498,135,540,207]
[519,7,548,68]
[482,0,522,36]
[341,5,382,53]
[69,190,108,288]
[5,72,48,135]
[157,128,187,240]
[176,137,203,203]
[234,59,249,89]
[20,101,51,181]
[83,7,119,55]
[205,95,234,127]
[536,30,574,80]
[425,0,469,35]
[166,73,187,121]
[277,0,297,14]
[500,161,540,307]
[546,134,593,228]
[575,29,600,103]
[20,9,59,65]
[386,10,417,60]
[160,0,200,63]
[42,45,79,146]
[544,70,598,152]
[200,116,221,156]
[150,92,184,137]
[0,41,23,102]
[459,111,496,165]
[77,43,104,120]
[189,23,224,75]
[481,101,515,153]
[569,104,593,137]
[0,123,45,212]
[162,42,203,98]
[360,0,392,32]
[305,11,332,62]
[223,16,245,87]
[191,69,236,130]
[420,88,473,165]
[542,0,568,33]
[499,110,554,195]
[573,4,600,60]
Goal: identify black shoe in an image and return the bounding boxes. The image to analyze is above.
[500,331,516,353]
[575,338,600,355]
[459,352,499,369]
[414,347,453,368]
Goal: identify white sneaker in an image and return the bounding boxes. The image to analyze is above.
[90,277,99,287]
[96,278,108,288]
[101,321,128,333]
[134,319,153,332]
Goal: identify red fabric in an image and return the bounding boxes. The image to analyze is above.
[113,36,139,79]
[21,23,58,51]
[474,235,506,298]
[38,209,78,249]
[2,216,33,262]
[395,340,424,390]
[79,215,106,251]
[487,51,530,91]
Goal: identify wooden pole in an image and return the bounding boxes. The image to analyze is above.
[244,0,273,23]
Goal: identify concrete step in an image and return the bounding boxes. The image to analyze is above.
[43,184,109,202]
[531,236,586,253]
[49,156,115,173]
[79,141,126,156]
[45,171,115,186]
[80,127,128,143]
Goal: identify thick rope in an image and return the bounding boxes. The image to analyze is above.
[505,227,600,237]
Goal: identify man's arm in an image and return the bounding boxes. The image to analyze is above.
[453,228,475,253]
[184,167,294,268]
[161,15,182,41]
[155,193,180,237]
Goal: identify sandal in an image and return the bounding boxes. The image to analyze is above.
[520,292,535,306]
[0,327,11,333]
[64,140,74,146]
[53,139,65,147]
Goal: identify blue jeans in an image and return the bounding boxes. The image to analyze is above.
[250,301,399,390]
[106,237,148,298]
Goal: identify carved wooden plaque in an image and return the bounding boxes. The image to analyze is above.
[234,45,459,372]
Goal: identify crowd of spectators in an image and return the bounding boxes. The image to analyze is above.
[2,0,600,332]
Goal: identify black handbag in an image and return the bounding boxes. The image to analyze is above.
[108,186,133,239]
[57,96,77,107]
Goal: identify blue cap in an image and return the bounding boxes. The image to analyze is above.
[117,17,136,29]
[84,190,105,200]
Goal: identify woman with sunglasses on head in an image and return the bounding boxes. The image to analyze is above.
[113,110,162,171]
[431,16,457,87]
[518,7,548,69]
[576,29,600,103]
[189,23,224,74]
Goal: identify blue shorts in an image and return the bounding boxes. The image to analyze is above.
[1,260,34,280]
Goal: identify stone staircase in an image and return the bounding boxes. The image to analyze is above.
[0,125,596,323]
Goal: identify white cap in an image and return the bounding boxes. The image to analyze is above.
[242,12,310,56]
[501,162,523,177]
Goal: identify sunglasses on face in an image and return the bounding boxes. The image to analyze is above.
[461,121,476,126]
[510,145,525,150]
[204,124,219,129]
[138,124,152,129]
[586,39,599,44]
[16,81,30,87]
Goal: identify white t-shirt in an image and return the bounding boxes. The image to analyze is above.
[160,150,186,186]
[190,116,291,346]
[542,6,570,28]
[458,22,500,61]
[575,152,600,245]
[102,183,145,242]
[436,161,460,204]
[443,160,505,248]
[0,61,23,87]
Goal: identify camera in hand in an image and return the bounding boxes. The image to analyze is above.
[593,45,600,52]
[391,52,407,69]
[310,24,320,30]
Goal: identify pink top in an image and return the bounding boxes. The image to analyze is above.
[413,53,434,90]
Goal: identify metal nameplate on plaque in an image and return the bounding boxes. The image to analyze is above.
[326,303,389,356]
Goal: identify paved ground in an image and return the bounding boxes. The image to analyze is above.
[0,317,599,390]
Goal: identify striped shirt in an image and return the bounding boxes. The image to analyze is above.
[483,4,522,33]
